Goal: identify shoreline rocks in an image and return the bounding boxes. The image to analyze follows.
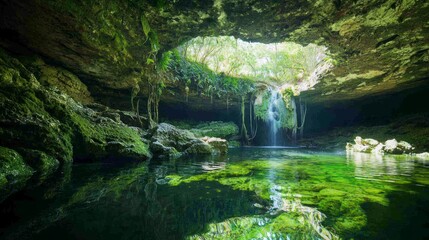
[149,123,228,158]
[346,136,415,155]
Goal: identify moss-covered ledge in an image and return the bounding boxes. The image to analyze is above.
[0,48,151,202]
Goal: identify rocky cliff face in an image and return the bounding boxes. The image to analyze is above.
[0,0,427,105]
[0,49,151,201]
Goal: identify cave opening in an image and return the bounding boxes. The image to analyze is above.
[155,36,333,146]
[1,1,429,239]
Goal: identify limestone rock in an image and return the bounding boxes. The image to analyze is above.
[384,139,399,154]
[398,141,415,153]
[200,137,228,155]
[184,142,213,155]
[17,149,59,177]
[0,49,151,199]
[372,143,385,154]
[363,138,379,147]
[346,136,415,155]
[149,123,228,157]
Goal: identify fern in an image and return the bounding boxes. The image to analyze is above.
[158,51,172,71]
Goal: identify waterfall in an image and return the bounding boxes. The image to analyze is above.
[267,88,285,146]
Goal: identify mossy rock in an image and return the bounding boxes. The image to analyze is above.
[17,149,59,177]
[0,48,152,203]
[70,111,151,161]
[190,121,239,139]
[0,146,34,201]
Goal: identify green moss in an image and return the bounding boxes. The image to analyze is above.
[165,151,417,238]
[167,120,239,140]
[70,112,150,160]
[229,140,241,147]
[0,56,74,162]
[0,147,34,201]
[254,90,295,130]
[18,149,59,177]
[190,121,239,139]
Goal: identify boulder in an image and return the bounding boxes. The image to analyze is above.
[363,138,379,147]
[149,123,228,157]
[346,136,415,155]
[384,139,399,154]
[200,137,228,155]
[397,141,415,153]
[349,137,371,153]
[384,139,414,154]
[184,141,213,155]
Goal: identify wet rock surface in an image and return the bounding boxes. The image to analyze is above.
[0,49,151,200]
[149,123,228,158]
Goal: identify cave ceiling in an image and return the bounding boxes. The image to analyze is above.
[0,0,428,105]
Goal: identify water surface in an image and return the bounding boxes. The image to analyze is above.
[1,148,428,239]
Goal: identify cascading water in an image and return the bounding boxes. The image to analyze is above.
[267,88,286,146]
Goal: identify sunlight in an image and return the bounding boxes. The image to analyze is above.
[178,36,334,92]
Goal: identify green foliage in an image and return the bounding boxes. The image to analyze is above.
[254,91,295,130]
[254,92,270,122]
[148,31,160,52]
[181,36,331,88]
[158,51,173,71]
[168,121,239,139]
[168,51,254,100]
[281,88,295,110]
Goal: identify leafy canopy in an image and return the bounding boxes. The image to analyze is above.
[180,36,333,92]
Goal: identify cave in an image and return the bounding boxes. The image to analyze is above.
[1,0,429,239]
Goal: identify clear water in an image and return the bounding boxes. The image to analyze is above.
[1,148,429,240]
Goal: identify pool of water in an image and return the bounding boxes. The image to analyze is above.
[1,148,429,239]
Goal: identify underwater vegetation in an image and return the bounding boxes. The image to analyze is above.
[1,149,428,239]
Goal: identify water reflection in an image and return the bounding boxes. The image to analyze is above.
[1,149,429,240]
[347,151,416,183]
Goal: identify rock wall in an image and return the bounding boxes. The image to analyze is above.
[0,48,151,201]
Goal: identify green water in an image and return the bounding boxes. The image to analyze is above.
[1,148,428,239]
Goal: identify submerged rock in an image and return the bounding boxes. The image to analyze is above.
[346,136,415,155]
